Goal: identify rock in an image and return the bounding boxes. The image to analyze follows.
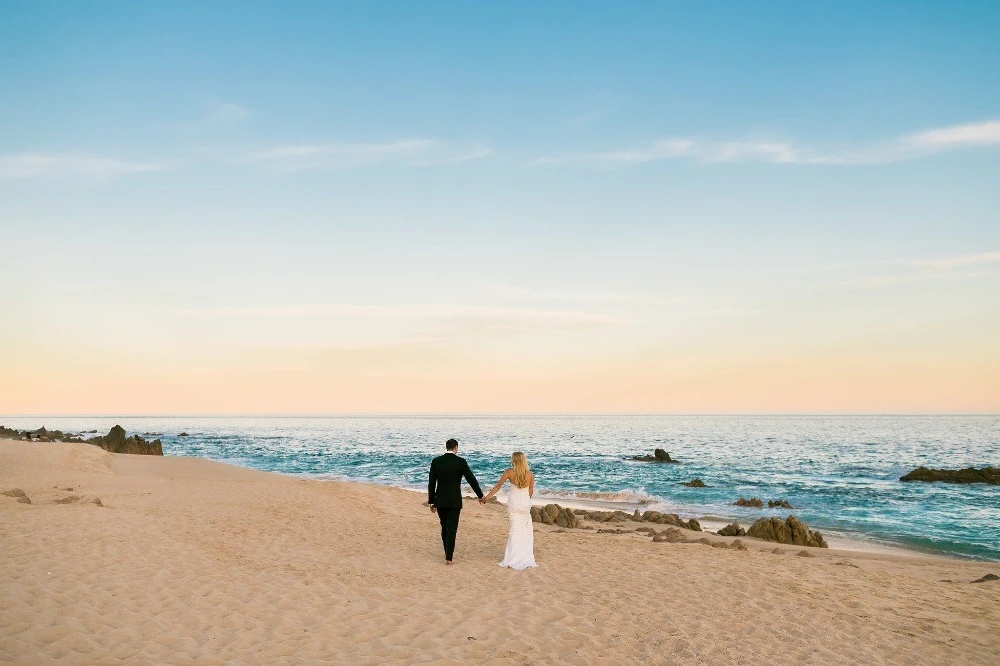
[635,526,656,533]
[746,515,828,548]
[797,550,815,558]
[734,497,764,508]
[597,528,629,535]
[636,510,701,531]
[682,479,706,487]
[971,573,999,583]
[731,539,748,551]
[16,496,31,504]
[86,497,104,507]
[89,426,163,455]
[772,548,784,555]
[632,509,642,521]
[2,488,28,498]
[178,432,190,437]
[717,523,746,537]
[534,504,579,529]
[631,448,678,463]
[54,495,82,504]
[899,466,999,485]
[652,528,687,543]
[768,500,794,509]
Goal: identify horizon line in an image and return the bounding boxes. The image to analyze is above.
[3,412,998,419]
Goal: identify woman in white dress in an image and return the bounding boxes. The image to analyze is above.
[482,452,537,570]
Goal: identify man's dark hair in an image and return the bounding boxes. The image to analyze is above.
[446,438,459,451]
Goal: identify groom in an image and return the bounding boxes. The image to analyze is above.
[428,438,484,565]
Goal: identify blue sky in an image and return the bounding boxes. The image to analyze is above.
[1,1,998,413]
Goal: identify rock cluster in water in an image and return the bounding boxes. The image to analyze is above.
[734,497,764,508]
[899,466,999,485]
[768,499,794,508]
[630,448,678,463]
[682,479,706,487]
[87,425,163,456]
[745,515,828,548]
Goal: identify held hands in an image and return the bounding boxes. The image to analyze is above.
[429,504,436,513]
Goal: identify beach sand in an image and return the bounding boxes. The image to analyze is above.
[1,440,998,665]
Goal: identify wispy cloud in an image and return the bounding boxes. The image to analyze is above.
[173,303,622,331]
[414,148,493,166]
[237,139,491,171]
[175,303,620,325]
[851,251,1000,288]
[483,284,666,305]
[0,153,164,179]
[536,119,1000,166]
[567,109,610,126]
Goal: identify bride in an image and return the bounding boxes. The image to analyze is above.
[481,452,537,570]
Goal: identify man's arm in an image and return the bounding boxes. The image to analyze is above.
[428,460,438,506]
[463,459,484,499]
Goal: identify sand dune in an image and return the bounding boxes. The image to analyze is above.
[1,440,998,665]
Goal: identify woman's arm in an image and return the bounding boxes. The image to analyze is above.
[483,469,509,501]
[528,472,535,498]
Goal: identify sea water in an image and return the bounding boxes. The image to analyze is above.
[4,415,998,561]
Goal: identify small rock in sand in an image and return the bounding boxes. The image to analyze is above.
[971,573,999,583]
[54,495,82,504]
[2,488,28,498]
[772,548,784,555]
[797,550,815,558]
[17,496,31,504]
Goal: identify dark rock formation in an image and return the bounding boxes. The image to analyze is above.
[88,425,163,455]
[899,466,999,485]
[971,573,998,583]
[179,432,190,437]
[797,550,815,558]
[768,500,794,509]
[746,515,828,548]
[734,497,764,508]
[638,510,701,531]
[630,448,678,463]
[717,523,746,537]
[530,504,579,528]
[682,479,706,487]
[596,528,629,534]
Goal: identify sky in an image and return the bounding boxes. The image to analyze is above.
[1,1,998,414]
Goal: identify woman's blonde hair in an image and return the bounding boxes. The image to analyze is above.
[510,451,530,488]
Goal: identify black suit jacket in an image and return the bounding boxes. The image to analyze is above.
[428,453,483,509]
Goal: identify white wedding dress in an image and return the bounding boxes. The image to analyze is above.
[499,484,537,570]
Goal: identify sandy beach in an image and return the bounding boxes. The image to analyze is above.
[1,440,998,665]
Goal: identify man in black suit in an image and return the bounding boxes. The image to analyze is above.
[428,438,484,565]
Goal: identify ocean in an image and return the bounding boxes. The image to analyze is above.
[3,414,998,561]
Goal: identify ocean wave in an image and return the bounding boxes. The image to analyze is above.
[535,488,662,505]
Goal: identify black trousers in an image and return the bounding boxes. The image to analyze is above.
[437,506,462,561]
